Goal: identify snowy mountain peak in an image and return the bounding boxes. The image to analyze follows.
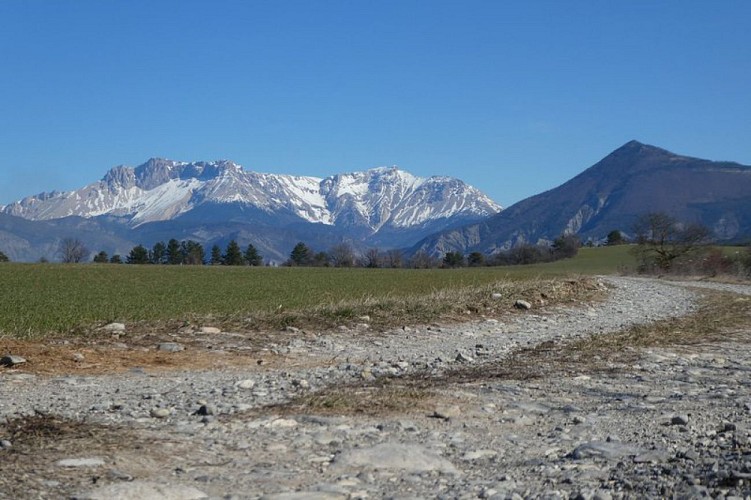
[3,158,501,236]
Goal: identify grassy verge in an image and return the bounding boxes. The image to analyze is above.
[0,263,603,338]
[282,382,435,416]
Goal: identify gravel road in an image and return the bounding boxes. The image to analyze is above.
[2,276,751,500]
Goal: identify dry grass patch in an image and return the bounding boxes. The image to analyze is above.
[0,335,289,376]
[0,413,144,499]
[581,290,751,352]
[449,289,751,382]
[1,412,120,450]
[147,276,605,334]
[269,378,437,417]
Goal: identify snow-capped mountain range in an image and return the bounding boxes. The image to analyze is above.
[0,158,501,261]
[2,158,500,230]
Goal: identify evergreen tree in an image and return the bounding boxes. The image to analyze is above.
[93,250,109,263]
[244,243,263,266]
[606,230,625,246]
[151,241,167,264]
[467,252,485,267]
[223,240,245,266]
[552,234,581,259]
[109,254,123,264]
[0,250,9,262]
[182,240,205,265]
[210,245,223,265]
[166,238,182,265]
[442,251,465,268]
[289,242,311,266]
[312,251,330,267]
[127,244,150,264]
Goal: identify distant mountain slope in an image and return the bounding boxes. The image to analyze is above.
[0,213,135,263]
[0,159,501,261]
[414,141,751,255]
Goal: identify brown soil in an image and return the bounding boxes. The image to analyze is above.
[0,330,313,376]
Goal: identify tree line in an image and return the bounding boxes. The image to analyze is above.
[0,234,583,268]
[92,239,264,266]
[4,212,749,276]
[283,234,582,269]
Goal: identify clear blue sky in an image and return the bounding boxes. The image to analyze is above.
[1,1,749,207]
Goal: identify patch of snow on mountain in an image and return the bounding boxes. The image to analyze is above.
[274,175,331,224]
[129,178,203,225]
[332,173,370,199]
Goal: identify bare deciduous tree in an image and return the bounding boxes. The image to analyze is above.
[632,212,710,272]
[409,250,437,269]
[329,242,355,268]
[363,248,381,268]
[58,238,88,263]
[384,249,403,268]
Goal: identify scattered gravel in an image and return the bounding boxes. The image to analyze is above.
[2,276,750,499]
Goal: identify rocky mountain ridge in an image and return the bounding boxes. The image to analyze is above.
[413,140,751,256]
[2,159,500,231]
[0,159,500,262]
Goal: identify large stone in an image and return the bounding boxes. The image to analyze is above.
[150,408,171,419]
[455,351,474,363]
[77,480,208,500]
[56,457,105,467]
[462,449,498,461]
[235,379,256,389]
[633,451,668,464]
[193,404,214,416]
[570,441,642,461]
[102,322,126,332]
[514,300,532,310]
[157,342,184,353]
[269,418,298,428]
[0,355,26,366]
[332,443,459,474]
[670,414,689,426]
[262,493,345,500]
[430,404,461,420]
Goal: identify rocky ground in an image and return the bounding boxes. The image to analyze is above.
[1,276,751,499]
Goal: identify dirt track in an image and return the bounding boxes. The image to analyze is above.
[2,277,751,499]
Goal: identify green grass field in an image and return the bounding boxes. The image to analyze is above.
[526,245,637,274]
[0,245,639,338]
